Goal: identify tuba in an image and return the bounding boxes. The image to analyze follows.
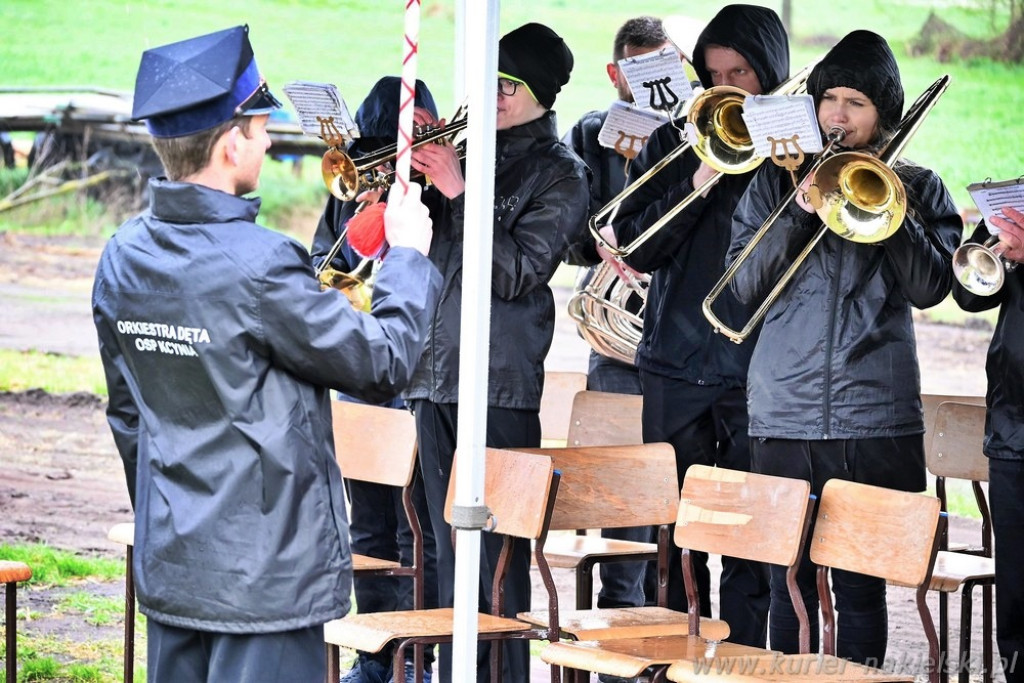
[702,74,951,343]
[570,64,816,364]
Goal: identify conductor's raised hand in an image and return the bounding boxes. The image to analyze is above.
[384,183,433,256]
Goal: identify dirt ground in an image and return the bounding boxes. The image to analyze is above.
[0,231,1002,681]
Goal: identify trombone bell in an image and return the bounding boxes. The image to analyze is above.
[811,152,905,243]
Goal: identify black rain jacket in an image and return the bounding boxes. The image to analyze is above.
[952,221,1024,461]
[612,5,790,386]
[731,160,961,439]
[402,111,590,410]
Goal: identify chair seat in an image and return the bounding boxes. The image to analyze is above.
[927,551,995,592]
[542,636,769,679]
[542,535,657,569]
[352,554,403,572]
[666,653,916,681]
[517,605,729,641]
[107,522,135,547]
[0,561,32,584]
[323,607,533,654]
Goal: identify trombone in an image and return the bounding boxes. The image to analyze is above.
[320,106,468,201]
[589,63,816,259]
[702,74,952,344]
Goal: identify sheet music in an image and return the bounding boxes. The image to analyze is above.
[597,101,669,159]
[968,178,1024,229]
[741,94,822,159]
[281,81,359,143]
[618,47,692,113]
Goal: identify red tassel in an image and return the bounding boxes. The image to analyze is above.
[347,202,388,258]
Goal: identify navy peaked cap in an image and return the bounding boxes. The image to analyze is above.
[131,25,282,138]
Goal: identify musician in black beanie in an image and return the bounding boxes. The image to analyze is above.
[402,21,590,683]
[730,30,962,664]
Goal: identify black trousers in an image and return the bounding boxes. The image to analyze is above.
[412,400,540,683]
[752,434,925,665]
[147,620,324,682]
[990,457,1024,683]
[640,371,770,648]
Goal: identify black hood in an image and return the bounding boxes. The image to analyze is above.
[692,4,790,94]
[350,76,437,156]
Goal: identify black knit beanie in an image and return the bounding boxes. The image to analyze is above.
[807,30,905,133]
[498,22,573,109]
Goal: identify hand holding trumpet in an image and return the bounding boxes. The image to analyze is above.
[410,107,465,199]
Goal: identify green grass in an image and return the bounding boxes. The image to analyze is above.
[0,350,107,396]
[0,545,122,586]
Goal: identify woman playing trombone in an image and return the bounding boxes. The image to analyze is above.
[728,30,962,664]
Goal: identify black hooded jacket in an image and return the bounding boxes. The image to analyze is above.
[953,222,1024,461]
[402,111,590,410]
[612,5,790,386]
[729,30,962,440]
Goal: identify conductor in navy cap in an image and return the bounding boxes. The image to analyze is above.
[92,25,441,681]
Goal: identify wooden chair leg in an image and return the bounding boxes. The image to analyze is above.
[325,643,340,683]
[6,581,17,683]
[939,590,949,683]
[123,545,135,683]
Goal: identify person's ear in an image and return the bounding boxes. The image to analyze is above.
[606,62,619,87]
[225,126,241,166]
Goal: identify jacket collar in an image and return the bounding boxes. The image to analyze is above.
[148,178,263,224]
[496,110,558,158]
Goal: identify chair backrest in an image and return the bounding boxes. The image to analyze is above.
[525,444,678,532]
[920,393,984,461]
[444,448,558,541]
[539,371,588,443]
[927,401,989,483]
[564,390,644,447]
[332,401,418,487]
[673,464,813,568]
[811,479,941,589]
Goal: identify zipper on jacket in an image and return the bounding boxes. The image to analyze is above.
[822,240,844,439]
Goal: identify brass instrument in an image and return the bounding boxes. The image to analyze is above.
[567,262,649,365]
[952,236,1016,295]
[589,63,816,259]
[702,74,951,344]
[320,106,468,201]
[317,248,376,312]
[570,65,815,363]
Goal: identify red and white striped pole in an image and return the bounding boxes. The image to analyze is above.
[395,0,421,199]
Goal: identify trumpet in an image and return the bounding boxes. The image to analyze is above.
[702,74,951,344]
[320,106,468,201]
[952,236,1017,295]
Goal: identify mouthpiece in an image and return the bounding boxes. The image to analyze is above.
[827,127,847,142]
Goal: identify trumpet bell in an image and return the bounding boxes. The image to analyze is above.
[812,152,905,243]
[689,86,760,174]
[321,148,359,201]
[953,241,1006,296]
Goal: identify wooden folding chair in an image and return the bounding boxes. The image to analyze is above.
[927,400,995,683]
[323,448,561,683]
[541,391,653,610]
[540,465,815,682]
[1,560,33,683]
[106,521,135,683]
[665,478,944,683]
[326,401,425,682]
[539,371,588,446]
